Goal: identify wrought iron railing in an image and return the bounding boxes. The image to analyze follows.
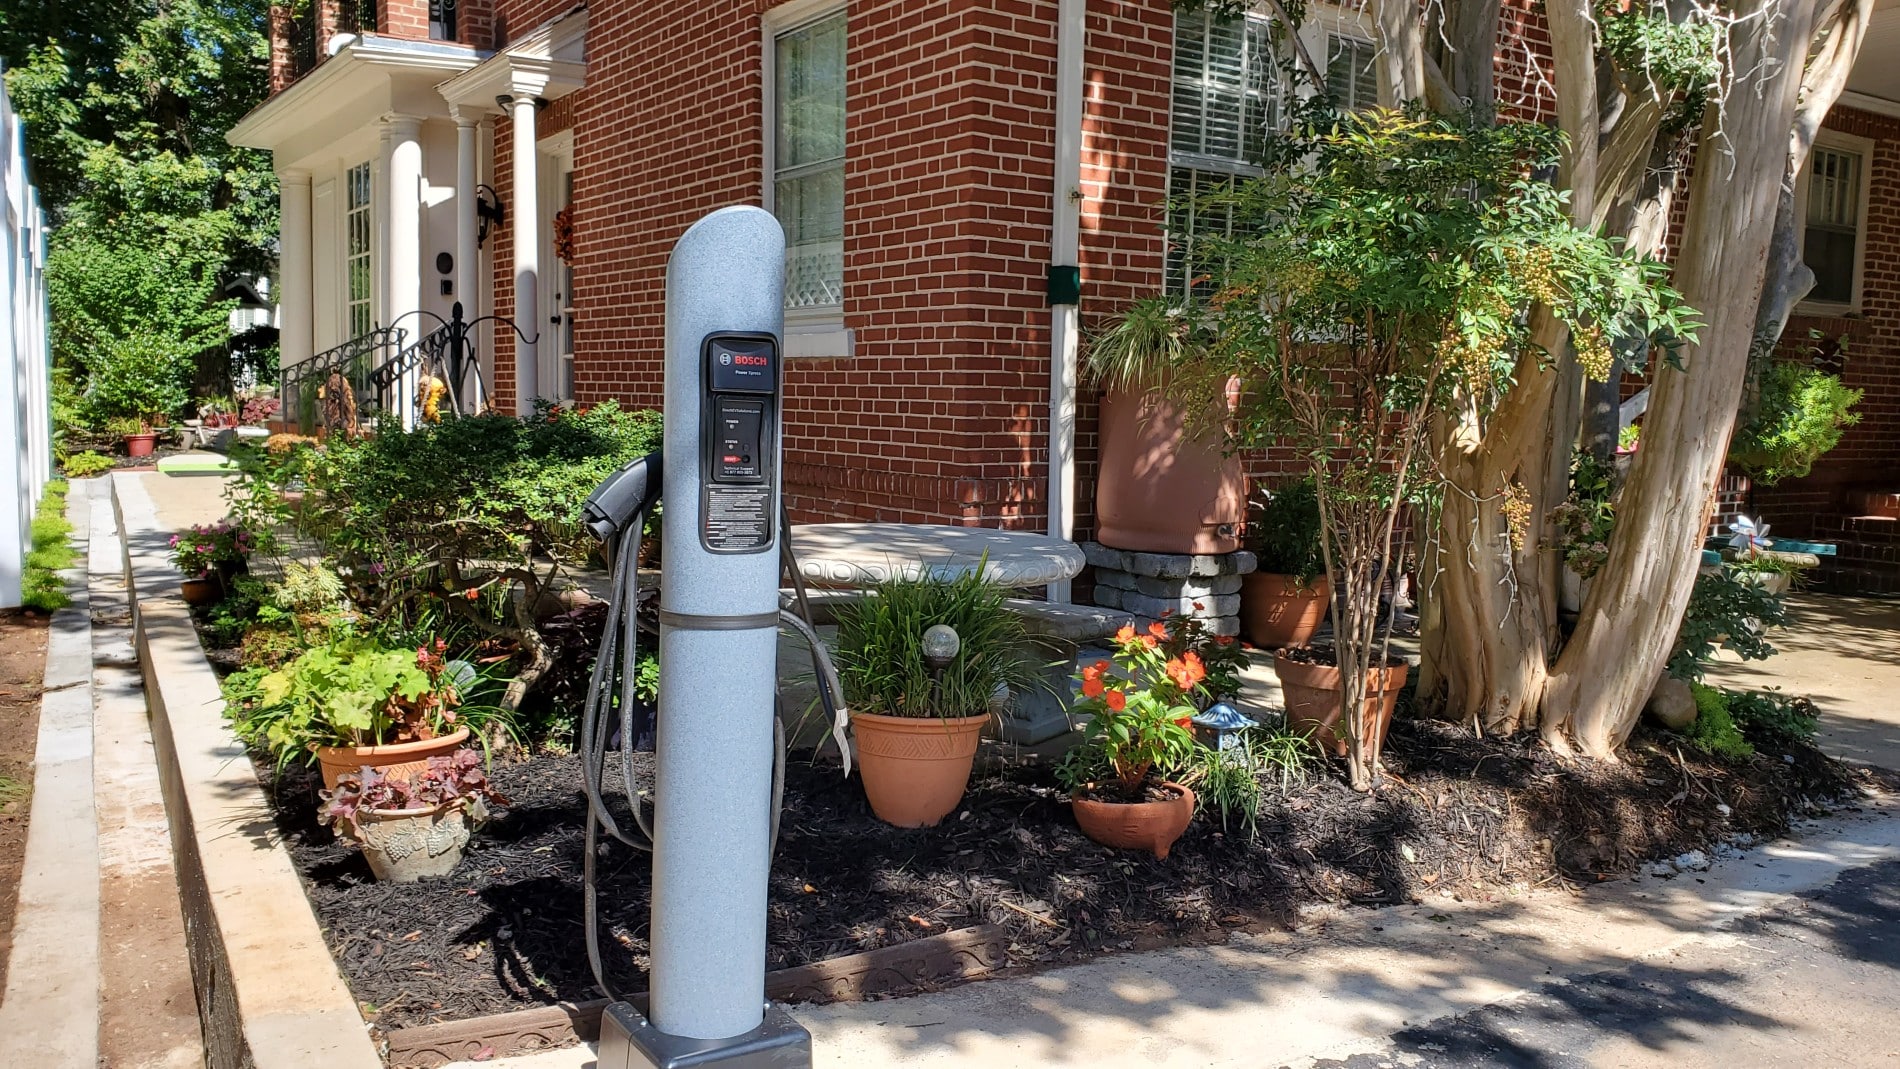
[280,326,407,434]
[280,304,494,435]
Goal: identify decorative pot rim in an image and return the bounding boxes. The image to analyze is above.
[1272,647,1411,673]
[314,725,472,759]
[358,799,469,820]
[849,711,992,729]
[1071,780,1192,807]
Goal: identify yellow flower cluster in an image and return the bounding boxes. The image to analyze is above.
[1500,480,1533,553]
[1574,322,1614,382]
[1509,245,1564,308]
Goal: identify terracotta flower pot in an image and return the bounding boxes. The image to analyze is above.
[1071,782,1196,859]
[179,576,222,607]
[314,727,472,791]
[1094,385,1246,555]
[850,711,988,828]
[349,802,475,882]
[1240,573,1331,649]
[1273,649,1408,757]
[124,432,156,458]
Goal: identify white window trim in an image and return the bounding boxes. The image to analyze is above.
[1795,130,1875,317]
[762,0,853,358]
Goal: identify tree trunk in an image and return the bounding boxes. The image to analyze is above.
[1540,0,1846,757]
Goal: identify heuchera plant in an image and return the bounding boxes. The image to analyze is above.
[320,750,509,837]
[1057,620,1208,799]
[168,521,254,579]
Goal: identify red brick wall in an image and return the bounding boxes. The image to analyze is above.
[377,0,431,40]
[1750,105,1900,535]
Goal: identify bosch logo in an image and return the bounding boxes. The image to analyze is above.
[732,354,769,367]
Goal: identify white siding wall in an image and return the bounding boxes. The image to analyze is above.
[1,83,54,608]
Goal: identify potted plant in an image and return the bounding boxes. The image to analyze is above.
[1086,301,1247,554]
[105,416,156,458]
[320,750,508,882]
[1241,478,1330,649]
[1272,645,1409,758]
[168,521,255,604]
[833,566,1032,827]
[222,637,490,788]
[1056,621,1201,858]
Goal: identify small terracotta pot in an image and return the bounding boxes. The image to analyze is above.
[314,727,472,791]
[1071,782,1196,859]
[179,576,222,607]
[348,802,475,882]
[124,432,156,458]
[1240,573,1331,649]
[850,712,988,828]
[1273,649,1408,757]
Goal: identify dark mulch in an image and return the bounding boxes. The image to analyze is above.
[0,611,50,995]
[267,714,1880,1032]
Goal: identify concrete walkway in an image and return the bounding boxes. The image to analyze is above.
[1705,593,1900,769]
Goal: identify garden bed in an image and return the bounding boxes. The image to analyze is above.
[264,714,1878,1034]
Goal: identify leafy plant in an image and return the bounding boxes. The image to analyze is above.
[1548,453,1618,579]
[833,563,1033,719]
[1667,568,1788,681]
[1055,621,1204,799]
[1181,740,1263,837]
[1679,683,1755,759]
[275,559,347,614]
[320,750,509,837]
[22,481,76,613]
[1249,478,1324,584]
[1729,361,1860,485]
[62,451,115,478]
[1726,687,1820,751]
[222,637,494,772]
[168,521,253,579]
[1148,610,1249,707]
[84,333,194,425]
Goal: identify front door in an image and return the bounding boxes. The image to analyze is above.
[537,136,575,403]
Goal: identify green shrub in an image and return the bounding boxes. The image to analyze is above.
[84,334,193,425]
[1727,687,1820,751]
[62,451,116,478]
[1667,567,1787,681]
[22,481,75,613]
[1249,477,1324,583]
[833,564,1032,719]
[1681,683,1754,759]
[1729,361,1861,485]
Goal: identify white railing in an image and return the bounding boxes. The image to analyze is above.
[1,80,53,609]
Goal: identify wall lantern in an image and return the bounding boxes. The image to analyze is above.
[475,184,505,248]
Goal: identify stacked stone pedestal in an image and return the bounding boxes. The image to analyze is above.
[1083,542,1256,637]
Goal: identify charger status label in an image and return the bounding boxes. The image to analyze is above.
[701,485,773,553]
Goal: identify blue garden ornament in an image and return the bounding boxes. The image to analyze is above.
[1191,701,1258,757]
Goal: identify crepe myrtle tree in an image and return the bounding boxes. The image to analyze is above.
[1308,0,1877,757]
[1156,111,1693,790]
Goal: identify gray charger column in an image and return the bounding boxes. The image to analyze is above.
[651,206,786,1040]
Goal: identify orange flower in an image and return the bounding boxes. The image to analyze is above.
[1104,689,1127,711]
[1142,634,1159,648]
[1174,715,1193,729]
[1165,651,1207,691]
[1081,675,1105,698]
[1192,602,1205,612]
[1147,621,1169,640]
[1215,634,1235,646]
[465,587,480,601]
[1082,662,1103,683]
[1092,659,1110,674]
[1114,623,1137,645]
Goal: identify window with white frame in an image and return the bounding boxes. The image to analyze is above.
[1166,8,1278,297]
[345,161,373,338]
[771,8,846,317]
[1800,139,1869,311]
[1325,34,1377,111]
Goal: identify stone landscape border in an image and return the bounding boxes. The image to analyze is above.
[117,473,383,1069]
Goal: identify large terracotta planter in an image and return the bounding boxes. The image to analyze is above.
[179,576,223,607]
[1240,573,1331,649]
[315,727,472,791]
[1071,781,1196,859]
[123,432,156,458]
[349,802,475,882]
[850,712,988,828]
[1094,385,1246,555]
[1273,649,1408,757]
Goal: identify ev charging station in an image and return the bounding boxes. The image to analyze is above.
[582,206,814,1068]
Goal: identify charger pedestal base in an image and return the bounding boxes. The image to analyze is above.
[598,1002,811,1069]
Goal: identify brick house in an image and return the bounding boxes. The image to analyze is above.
[230,1,1900,591]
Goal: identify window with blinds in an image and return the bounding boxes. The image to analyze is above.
[772,9,846,316]
[1803,145,1863,307]
[1166,9,1277,297]
[1326,34,1378,111]
[345,162,373,339]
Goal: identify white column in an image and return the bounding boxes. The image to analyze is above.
[509,94,539,415]
[454,111,479,323]
[384,114,424,428]
[278,171,314,372]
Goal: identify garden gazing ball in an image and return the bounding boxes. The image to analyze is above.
[922,623,961,672]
